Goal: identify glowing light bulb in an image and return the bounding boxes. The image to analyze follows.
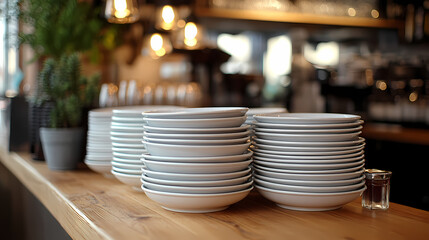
[185,22,198,39]
[162,5,175,24]
[150,34,163,51]
[114,0,130,18]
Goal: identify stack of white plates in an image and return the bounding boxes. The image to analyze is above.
[141,107,254,213]
[251,113,367,211]
[111,106,182,191]
[85,108,114,177]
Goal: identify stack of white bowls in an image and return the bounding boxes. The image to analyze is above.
[85,108,114,177]
[141,107,254,213]
[111,106,182,191]
[251,113,366,211]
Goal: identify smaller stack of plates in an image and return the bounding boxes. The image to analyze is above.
[111,106,182,190]
[85,108,114,177]
[141,107,254,213]
[251,113,366,211]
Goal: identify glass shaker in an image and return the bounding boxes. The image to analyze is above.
[362,169,392,210]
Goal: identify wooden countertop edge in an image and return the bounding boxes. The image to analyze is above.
[362,123,429,145]
[0,150,111,240]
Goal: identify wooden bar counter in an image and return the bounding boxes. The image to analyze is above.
[1,150,429,240]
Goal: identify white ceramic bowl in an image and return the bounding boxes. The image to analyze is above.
[142,179,253,194]
[142,107,248,119]
[254,113,361,124]
[253,120,364,129]
[142,167,252,181]
[143,141,251,157]
[142,186,253,213]
[144,125,250,134]
[254,131,361,142]
[143,130,252,140]
[143,136,250,145]
[255,184,366,211]
[253,158,365,170]
[141,150,252,163]
[255,174,365,187]
[141,159,252,174]
[141,173,252,187]
[253,166,365,181]
[253,152,364,164]
[111,170,141,188]
[254,177,365,193]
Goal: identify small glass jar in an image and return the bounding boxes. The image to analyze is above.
[362,169,392,210]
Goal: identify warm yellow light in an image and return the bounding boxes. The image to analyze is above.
[185,22,198,39]
[114,0,130,18]
[409,91,418,102]
[376,80,387,91]
[162,5,175,24]
[348,8,356,17]
[177,19,186,28]
[371,9,380,18]
[150,33,163,51]
[155,48,166,57]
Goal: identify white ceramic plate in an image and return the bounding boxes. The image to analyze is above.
[142,186,253,213]
[254,167,364,181]
[111,161,142,170]
[110,125,143,132]
[254,113,361,124]
[112,147,145,155]
[111,116,144,123]
[112,166,142,174]
[142,107,248,119]
[254,126,362,134]
[143,136,250,145]
[252,152,364,164]
[112,157,141,164]
[143,125,250,134]
[111,136,144,144]
[143,116,247,128]
[85,154,113,161]
[255,178,365,193]
[253,163,364,174]
[246,107,287,117]
[141,159,252,174]
[112,142,145,148]
[113,105,183,117]
[251,148,364,160]
[141,150,253,163]
[89,107,115,117]
[253,120,364,129]
[85,161,111,174]
[253,137,365,147]
[144,141,251,157]
[111,131,144,137]
[111,170,141,187]
[254,174,365,187]
[141,173,252,187]
[142,179,253,194]
[111,122,143,128]
[253,158,365,170]
[142,167,252,181]
[252,141,365,152]
[255,184,366,211]
[143,130,252,140]
[251,145,364,156]
[254,131,361,142]
[112,151,145,160]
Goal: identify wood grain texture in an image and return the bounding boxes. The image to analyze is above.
[1,150,429,240]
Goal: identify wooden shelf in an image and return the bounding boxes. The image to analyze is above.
[362,123,429,146]
[1,150,429,239]
[195,7,404,29]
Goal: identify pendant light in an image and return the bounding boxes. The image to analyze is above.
[174,15,205,50]
[154,2,179,31]
[105,0,140,24]
[141,30,173,59]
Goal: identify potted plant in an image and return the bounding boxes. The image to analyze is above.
[38,53,100,170]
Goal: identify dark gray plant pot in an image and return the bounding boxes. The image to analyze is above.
[40,127,83,170]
